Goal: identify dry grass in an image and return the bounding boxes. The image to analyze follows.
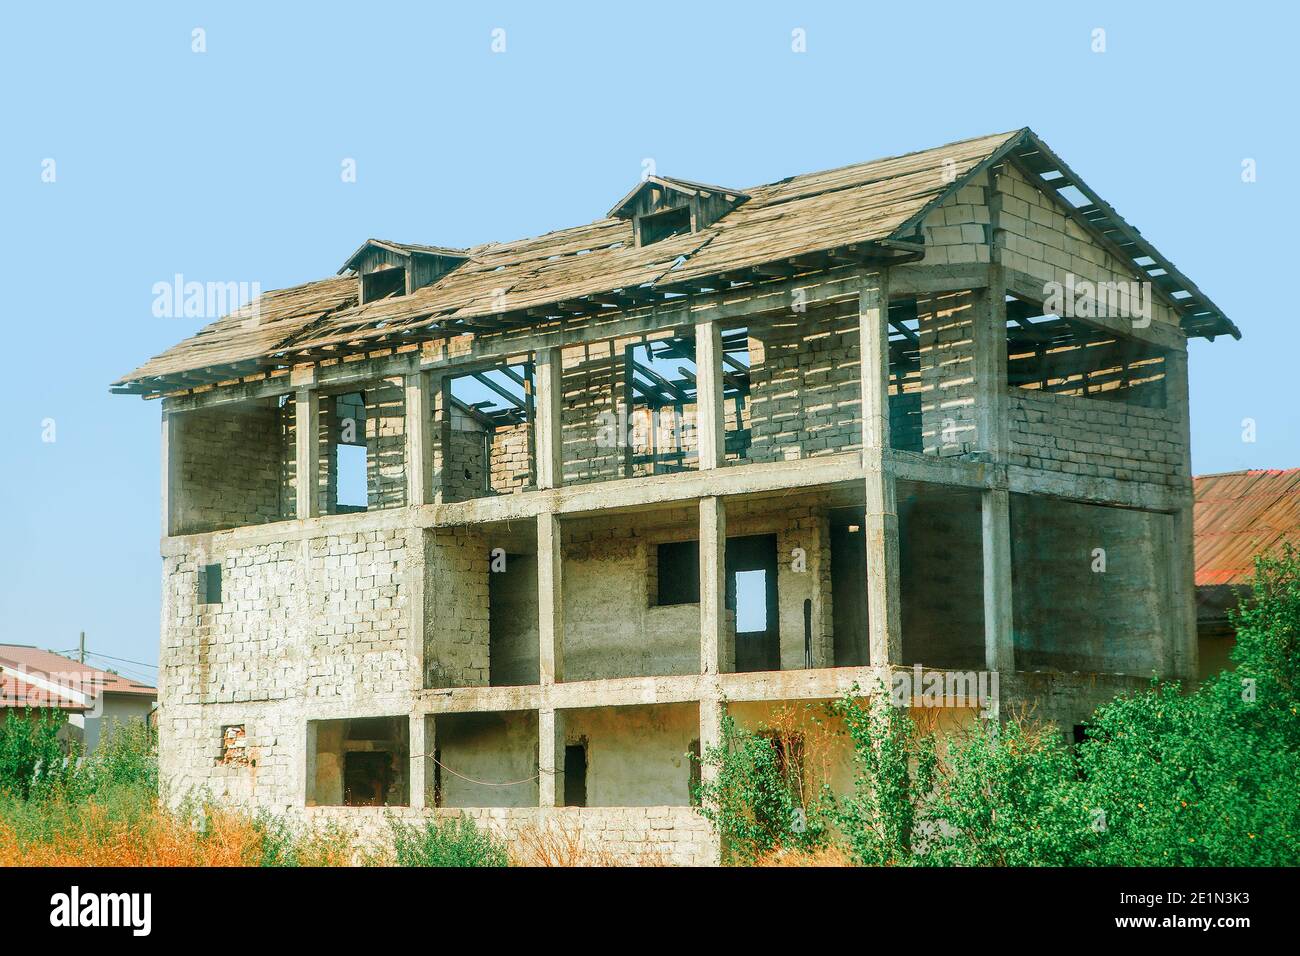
[0,803,263,867]
[509,820,667,867]
[0,797,355,867]
[752,844,854,867]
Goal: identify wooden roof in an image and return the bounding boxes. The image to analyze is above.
[337,238,470,275]
[114,129,1239,396]
[1194,469,1300,586]
[607,175,750,219]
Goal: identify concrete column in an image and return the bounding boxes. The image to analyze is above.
[698,693,723,789]
[431,375,450,504]
[982,487,1015,674]
[409,714,436,809]
[973,265,1009,458]
[404,370,432,506]
[699,496,730,674]
[295,387,320,520]
[695,316,725,470]
[1165,346,1197,681]
[537,511,564,684]
[860,270,902,667]
[859,270,892,451]
[534,348,563,489]
[161,409,181,537]
[538,707,565,807]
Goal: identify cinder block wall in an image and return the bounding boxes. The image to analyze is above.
[175,401,288,533]
[159,529,412,809]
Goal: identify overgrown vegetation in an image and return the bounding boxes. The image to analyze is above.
[388,814,509,867]
[696,546,1300,866]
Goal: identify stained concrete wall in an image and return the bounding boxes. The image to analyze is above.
[562,703,698,807]
[435,710,539,808]
[1010,494,1169,675]
[898,482,985,669]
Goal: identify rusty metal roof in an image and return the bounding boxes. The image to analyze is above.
[1194,468,1300,586]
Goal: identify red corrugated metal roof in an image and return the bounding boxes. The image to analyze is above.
[1194,469,1300,586]
[0,645,156,699]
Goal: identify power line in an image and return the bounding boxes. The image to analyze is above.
[83,650,158,670]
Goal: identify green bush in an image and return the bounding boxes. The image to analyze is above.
[389,814,509,867]
[693,709,835,864]
[699,545,1300,867]
[86,719,158,796]
[0,709,80,799]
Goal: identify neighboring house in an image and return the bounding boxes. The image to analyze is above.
[1193,469,1300,680]
[114,128,1237,864]
[0,644,157,752]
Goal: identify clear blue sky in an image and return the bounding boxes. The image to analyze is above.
[1,2,1295,675]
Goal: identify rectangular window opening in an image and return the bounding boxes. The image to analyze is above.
[1005,296,1167,408]
[334,392,368,512]
[720,326,752,462]
[655,540,700,606]
[306,716,410,808]
[361,267,405,304]
[563,743,588,807]
[638,206,691,246]
[198,563,222,605]
[445,363,535,501]
[624,337,699,476]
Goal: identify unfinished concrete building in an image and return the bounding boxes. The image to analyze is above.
[114,129,1238,864]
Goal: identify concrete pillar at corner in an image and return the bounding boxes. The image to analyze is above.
[1164,346,1198,681]
[294,386,321,520]
[694,315,725,470]
[404,370,433,506]
[537,511,564,684]
[982,488,1015,673]
[975,266,1014,675]
[699,496,730,674]
[409,714,436,810]
[858,269,902,667]
[161,408,182,537]
[538,707,565,808]
[534,347,564,490]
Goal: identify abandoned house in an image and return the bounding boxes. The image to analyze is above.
[113,128,1239,864]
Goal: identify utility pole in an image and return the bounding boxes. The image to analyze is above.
[79,631,85,664]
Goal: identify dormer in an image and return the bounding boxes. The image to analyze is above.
[339,239,469,304]
[608,176,748,247]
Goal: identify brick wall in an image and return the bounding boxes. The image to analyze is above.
[1008,389,1187,485]
[423,527,490,688]
[176,401,288,533]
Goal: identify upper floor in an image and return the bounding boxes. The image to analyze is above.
[115,129,1237,540]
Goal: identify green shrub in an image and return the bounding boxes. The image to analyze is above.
[830,691,936,866]
[0,709,80,799]
[389,814,509,867]
[697,546,1300,867]
[86,719,157,796]
[693,709,834,864]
